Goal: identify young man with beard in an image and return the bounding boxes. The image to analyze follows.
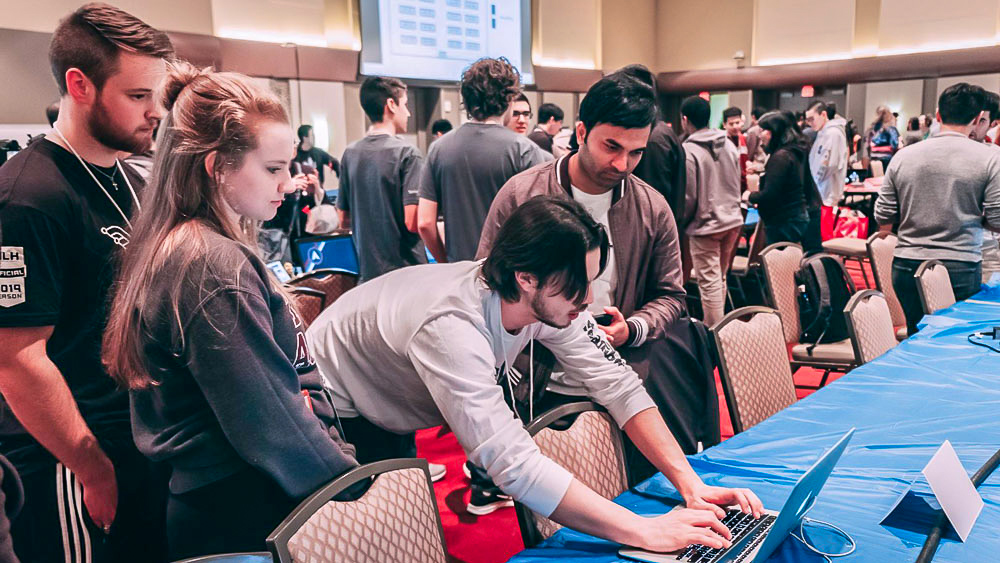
[0,4,173,561]
[307,197,761,552]
[478,74,720,480]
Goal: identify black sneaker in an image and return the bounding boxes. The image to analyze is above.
[466,486,514,515]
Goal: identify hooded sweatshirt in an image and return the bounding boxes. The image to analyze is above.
[809,117,849,206]
[681,128,744,237]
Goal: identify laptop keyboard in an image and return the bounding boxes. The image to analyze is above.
[677,509,777,563]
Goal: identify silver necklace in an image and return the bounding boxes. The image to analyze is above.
[87,162,119,190]
[50,127,140,229]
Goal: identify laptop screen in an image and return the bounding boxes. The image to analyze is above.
[295,234,359,275]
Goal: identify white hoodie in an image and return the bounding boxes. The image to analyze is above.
[809,117,849,206]
[306,261,655,517]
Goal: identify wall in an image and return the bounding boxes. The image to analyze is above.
[533,0,602,69]
[656,0,754,73]
[600,0,656,71]
[3,0,214,34]
[863,79,923,135]
[753,0,855,65]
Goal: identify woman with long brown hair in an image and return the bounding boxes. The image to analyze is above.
[102,61,357,559]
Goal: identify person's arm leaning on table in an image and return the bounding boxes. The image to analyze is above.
[537,315,763,551]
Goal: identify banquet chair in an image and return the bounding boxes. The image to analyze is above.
[173,554,272,563]
[870,159,884,178]
[866,232,908,340]
[267,459,447,563]
[759,243,857,387]
[711,307,797,435]
[915,260,956,315]
[515,402,628,548]
[287,268,358,306]
[286,286,326,328]
[844,290,898,365]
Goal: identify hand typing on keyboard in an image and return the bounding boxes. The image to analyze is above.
[632,507,733,553]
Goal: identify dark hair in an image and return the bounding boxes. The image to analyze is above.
[482,196,609,306]
[45,101,60,127]
[460,57,521,121]
[538,103,564,124]
[681,96,711,129]
[758,111,805,154]
[938,83,988,125]
[907,116,920,131]
[431,118,453,135]
[721,106,743,122]
[49,3,173,95]
[752,106,767,120]
[579,74,657,137]
[806,100,827,117]
[984,91,1000,123]
[296,124,312,140]
[360,76,407,123]
[513,92,530,108]
[824,102,837,119]
[616,64,656,90]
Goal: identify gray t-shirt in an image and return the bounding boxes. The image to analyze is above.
[875,131,1000,262]
[419,122,551,262]
[337,134,426,281]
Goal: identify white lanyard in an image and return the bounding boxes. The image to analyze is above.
[50,127,141,230]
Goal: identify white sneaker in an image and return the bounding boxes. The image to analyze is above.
[462,462,472,480]
[428,462,447,483]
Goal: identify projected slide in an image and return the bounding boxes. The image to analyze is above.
[360,0,533,83]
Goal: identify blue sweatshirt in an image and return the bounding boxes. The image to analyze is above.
[130,228,358,498]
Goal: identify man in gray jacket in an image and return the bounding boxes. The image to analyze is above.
[680,96,743,326]
[805,101,848,207]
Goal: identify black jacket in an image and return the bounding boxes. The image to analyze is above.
[749,140,817,223]
[634,121,687,226]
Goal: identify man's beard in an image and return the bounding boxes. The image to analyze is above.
[88,94,153,155]
[530,291,579,329]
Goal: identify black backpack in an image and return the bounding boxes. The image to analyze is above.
[796,254,854,347]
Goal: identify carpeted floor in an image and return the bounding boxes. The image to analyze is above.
[415,258,872,563]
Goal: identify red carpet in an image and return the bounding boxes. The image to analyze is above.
[416,253,870,562]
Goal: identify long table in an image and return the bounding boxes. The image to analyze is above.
[508,286,1000,562]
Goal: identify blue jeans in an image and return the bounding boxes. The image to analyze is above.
[891,257,981,335]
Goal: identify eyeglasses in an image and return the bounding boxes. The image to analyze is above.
[512,111,533,119]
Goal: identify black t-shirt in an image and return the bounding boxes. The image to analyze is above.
[0,139,142,473]
[262,147,341,234]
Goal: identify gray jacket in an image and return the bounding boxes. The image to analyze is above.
[682,128,743,236]
[809,117,849,206]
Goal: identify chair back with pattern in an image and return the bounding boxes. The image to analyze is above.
[515,402,628,548]
[866,233,906,327]
[870,159,884,177]
[173,554,272,563]
[759,242,804,344]
[286,286,326,328]
[711,307,797,434]
[844,290,897,364]
[288,269,358,307]
[267,459,447,563]
[914,260,956,315]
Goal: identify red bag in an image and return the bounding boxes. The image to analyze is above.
[831,208,868,239]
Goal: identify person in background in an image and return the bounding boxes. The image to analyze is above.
[681,97,744,326]
[431,118,453,140]
[721,106,748,192]
[505,92,532,135]
[417,57,550,264]
[875,83,1000,335]
[102,62,358,560]
[45,102,59,127]
[744,106,768,170]
[528,102,564,154]
[970,91,1000,143]
[0,4,173,561]
[865,105,900,170]
[805,100,848,207]
[337,76,428,282]
[293,124,338,185]
[902,116,925,148]
[747,112,815,249]
[309,196,762,554]
[625,64,687,229]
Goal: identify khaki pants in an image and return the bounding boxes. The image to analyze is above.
[689,226,742,327]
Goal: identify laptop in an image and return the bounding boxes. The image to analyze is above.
[620,428,855,563]
[294,233,359,275]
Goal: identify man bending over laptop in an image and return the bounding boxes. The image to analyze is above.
[307,197,762,551]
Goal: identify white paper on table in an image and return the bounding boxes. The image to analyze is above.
[922,440,985,542]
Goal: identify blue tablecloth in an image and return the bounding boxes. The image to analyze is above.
[509,287,1000,562]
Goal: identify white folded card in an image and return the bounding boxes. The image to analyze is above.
[922,440,984,542]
